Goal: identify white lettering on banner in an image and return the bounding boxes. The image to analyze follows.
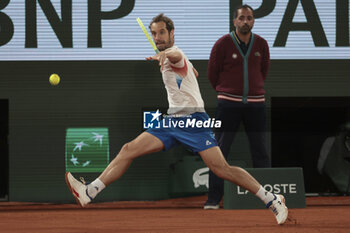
[0,1,348,60]
[237,183,298,195]
[290,184,297,193]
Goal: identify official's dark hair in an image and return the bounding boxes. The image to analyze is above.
[233,4,254,19]
[149,13,175,32]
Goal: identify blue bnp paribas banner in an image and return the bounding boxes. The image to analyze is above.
[224,168,306,209]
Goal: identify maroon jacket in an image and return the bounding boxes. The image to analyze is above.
[208,33,270,103]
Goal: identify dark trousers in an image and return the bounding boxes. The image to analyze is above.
[207,99,271,203]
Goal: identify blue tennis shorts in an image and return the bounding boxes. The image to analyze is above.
[146,112,218,153]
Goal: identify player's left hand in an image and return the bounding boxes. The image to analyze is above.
[146,50,167,69]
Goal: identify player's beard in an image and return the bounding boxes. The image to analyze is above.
[157,36,173,51]
[237,24,252,35]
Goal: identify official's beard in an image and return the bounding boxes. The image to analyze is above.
[238,25,252,35]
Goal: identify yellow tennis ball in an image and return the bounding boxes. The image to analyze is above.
[49,73,60,85]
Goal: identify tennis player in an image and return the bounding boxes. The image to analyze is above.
[65,13,288,224]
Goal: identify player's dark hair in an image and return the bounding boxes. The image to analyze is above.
[233,4,254,19]
[149,13,175,32]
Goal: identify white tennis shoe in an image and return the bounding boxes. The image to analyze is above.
[203,204,220,210]
[65,172,92,207]
[267,194,288,224]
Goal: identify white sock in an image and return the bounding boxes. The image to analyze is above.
[255,185,276,205]
[87,178,106,199]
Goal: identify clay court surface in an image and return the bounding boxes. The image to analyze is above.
[1,196,350,233]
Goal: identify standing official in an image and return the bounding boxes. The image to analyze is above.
[206,5,271,209]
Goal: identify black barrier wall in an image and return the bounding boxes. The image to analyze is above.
[1,59,349,202]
